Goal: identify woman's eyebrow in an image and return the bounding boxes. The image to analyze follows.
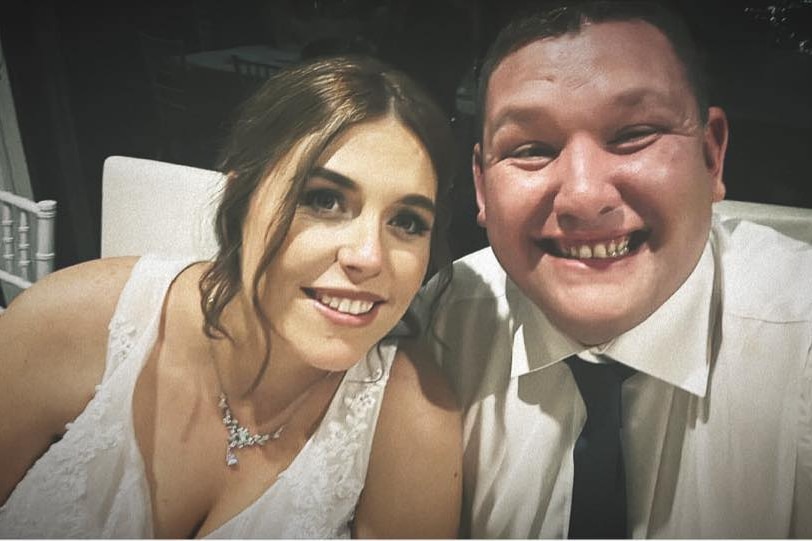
[311,166,357,191]
[400,194,436,215]
[312,166,436,214]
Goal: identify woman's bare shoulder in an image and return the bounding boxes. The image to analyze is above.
[386,340,460,425]
[0,255,141,406]
[0,257,140,502]
[353,340,462,538]
[2,256,139,341]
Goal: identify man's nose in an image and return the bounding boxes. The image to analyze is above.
[552,136,623,228]
[336,216,384,282]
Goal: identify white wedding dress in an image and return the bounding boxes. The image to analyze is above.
[0,254,395,538]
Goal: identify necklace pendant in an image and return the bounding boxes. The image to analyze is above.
[218,393,281,467]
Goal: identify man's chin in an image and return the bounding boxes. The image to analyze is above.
[544,298,651,346]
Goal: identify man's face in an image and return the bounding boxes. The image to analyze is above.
[474,20,728,345]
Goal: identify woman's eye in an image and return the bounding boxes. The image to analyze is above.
[301,189,343,214]
[389,212,431,237]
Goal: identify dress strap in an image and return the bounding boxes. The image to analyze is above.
[102,254,196,381]
[275,337,398,537]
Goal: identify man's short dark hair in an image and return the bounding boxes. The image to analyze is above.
[475,1,709,142]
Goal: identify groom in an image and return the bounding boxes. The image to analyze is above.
[414,1,812,538]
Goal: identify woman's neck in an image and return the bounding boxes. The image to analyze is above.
[207,290,331,427]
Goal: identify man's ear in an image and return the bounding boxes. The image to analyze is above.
[473,143,488,227]
[704,107,729,202]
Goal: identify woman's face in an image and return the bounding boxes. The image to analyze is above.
[242,115,438,371]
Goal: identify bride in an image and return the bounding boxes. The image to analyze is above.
[0,55,461,538]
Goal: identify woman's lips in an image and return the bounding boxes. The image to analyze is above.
[302,287,384,327]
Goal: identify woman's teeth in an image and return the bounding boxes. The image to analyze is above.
[559,235,630,259]
[317,294,375,315]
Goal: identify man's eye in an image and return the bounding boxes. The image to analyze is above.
[301,189,343,214]
[609,126,662,150]
[510,144,557,159]
[389,212,431,237]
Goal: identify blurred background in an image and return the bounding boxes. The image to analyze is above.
[0,0,810,271]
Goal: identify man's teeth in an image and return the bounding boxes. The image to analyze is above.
[317,294,375,315]
[562,236,630,259]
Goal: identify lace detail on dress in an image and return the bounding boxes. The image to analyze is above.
[108,313,137,371]
[0,310,141,538]
[0,378,127,537]
[0,255,186,539]
[283,374,388,538]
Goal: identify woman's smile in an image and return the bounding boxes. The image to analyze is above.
[302,286,384,326]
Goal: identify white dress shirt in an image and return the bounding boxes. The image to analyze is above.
[414,216,812,538]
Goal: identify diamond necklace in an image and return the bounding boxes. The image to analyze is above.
[204,293,279,466]
[218,393,283,467]
[214,364,334,467]
[206,293,333,467]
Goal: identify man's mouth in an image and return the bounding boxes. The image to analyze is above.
[540,230,650,260]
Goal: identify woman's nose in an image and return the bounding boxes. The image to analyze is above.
[336,217,383,282]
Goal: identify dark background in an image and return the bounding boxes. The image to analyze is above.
[1,0,810,271]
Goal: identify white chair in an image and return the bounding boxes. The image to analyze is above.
[100,155,226,259]
[0,190,57,312]
[714,200,812,244]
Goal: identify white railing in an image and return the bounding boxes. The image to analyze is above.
[0,190,57,312]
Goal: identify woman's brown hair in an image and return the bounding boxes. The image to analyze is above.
[199,55,455,395]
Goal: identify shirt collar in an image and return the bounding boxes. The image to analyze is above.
[508,238,719,397]
[507,282,581,378]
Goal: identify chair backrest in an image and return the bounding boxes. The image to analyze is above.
[231,54,277,83]
[101,156,225,259]
[0,190,57,312]
[713,199,812,244]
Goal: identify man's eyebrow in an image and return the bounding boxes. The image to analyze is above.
[611,87,677,109]
[489,105,545,136]
[311,166,436,214]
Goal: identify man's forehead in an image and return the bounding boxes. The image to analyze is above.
[484,20,690,120]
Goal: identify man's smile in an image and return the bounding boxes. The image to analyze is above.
[537,230,650,260]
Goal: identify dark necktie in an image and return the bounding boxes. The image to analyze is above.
[564,356,635,539]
